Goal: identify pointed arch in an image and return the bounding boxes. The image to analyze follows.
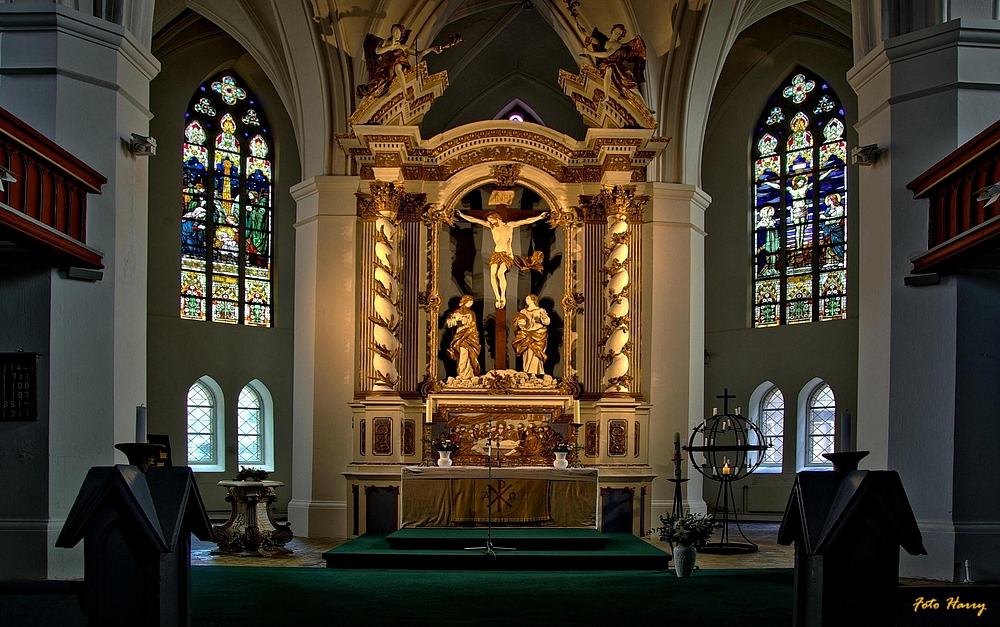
[237,379,275,470]
[181,70,274,327]
[749,381,784,472]
[186,376,225,472]
[751,67,848,327]
[797,378,836,470]
[494,98,546,126]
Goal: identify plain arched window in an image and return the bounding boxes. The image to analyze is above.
[757,385,785,470]
[752,69,847,327]
[180,71,274,326]
[237,379,274,470]
[802,381,836,468]
[187,377,225,471]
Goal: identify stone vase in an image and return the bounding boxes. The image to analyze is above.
[553,452,569,469]
[437,450,453,467]
[673,544,697,578]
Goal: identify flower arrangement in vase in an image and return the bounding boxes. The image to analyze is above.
[432,432,458,467]
[235,466,269,482]
[652,513,722,578]
[547,437,578,469]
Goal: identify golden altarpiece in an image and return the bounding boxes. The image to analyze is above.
[338,26,669,536]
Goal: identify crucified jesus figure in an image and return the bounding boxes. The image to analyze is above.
[457,210,546,309]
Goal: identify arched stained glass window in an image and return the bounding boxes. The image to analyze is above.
[752,69,847,327]
[187,377,224,471]
[806,382,836,466]
[181,72,273,326]
[757,386,784,469]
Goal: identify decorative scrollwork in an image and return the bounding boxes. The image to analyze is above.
[490,163,521,188]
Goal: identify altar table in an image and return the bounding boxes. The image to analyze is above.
[400,466,598,528]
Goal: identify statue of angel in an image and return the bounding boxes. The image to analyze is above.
[566,3,646,100]
[580,23,646,100]
[356,24,463,100]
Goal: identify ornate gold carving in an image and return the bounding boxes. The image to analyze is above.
[579,186,648,223]
[430,404,572,467]
[547,205,581,230]
[634,420,640,457]
[373,418,392,455]
[360,419,366,456]
[491,163,521,188]
[403,419,415,456]
[585,421,598,457]
[608,420,627,456]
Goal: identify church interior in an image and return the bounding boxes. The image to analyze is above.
[2,0,1000,623]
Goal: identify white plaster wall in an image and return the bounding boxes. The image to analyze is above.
[289,176,358,537]
[0,3,157,578]
[701,8,859,513]
[643,183,710,518]
[850,18,1000,580]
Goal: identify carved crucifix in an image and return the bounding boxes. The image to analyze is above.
[456,189,546,369]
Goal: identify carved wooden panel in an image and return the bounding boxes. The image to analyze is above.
[585,421,598,457]
[359,419,366,456]
[373,418,392,455]
[600,486,635,534]
[403,419,415,456]
[364,485,399,534]
[634,421,640,457]
[609,420,627,456]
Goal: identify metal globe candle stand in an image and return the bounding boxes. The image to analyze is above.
[683,389,769,554]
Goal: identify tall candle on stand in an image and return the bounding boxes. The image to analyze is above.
[425,399,432,424]
[135,405,147,443]
[673,432,682,479]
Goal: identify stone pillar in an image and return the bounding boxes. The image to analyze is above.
[0,3,157,579]
[288,175,358,537]
[642,183,710,520]
[849,17,1000,580]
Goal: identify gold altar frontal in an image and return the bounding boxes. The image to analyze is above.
[400,466,598,528]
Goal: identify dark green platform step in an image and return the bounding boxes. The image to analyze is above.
[384,527,611,551]
[324,532,670,570]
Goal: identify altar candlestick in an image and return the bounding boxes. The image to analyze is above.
[425,400,432,424]
[575,400,581,425]
[136,405,147,443]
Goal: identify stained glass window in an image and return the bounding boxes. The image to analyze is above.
[752,69,847,327]
[806,383,835,466]
[181,72,273,327]
[187,378,222,468]
[237,384,264,464]
[757,386,784,469]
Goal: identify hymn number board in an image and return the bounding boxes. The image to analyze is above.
[1,353,38,421]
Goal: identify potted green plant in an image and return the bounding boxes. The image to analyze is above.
[653,513,722,577]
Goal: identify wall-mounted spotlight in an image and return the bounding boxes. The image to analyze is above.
[129,133,157,157]
[851,144,879,166]
[0,164,17,192]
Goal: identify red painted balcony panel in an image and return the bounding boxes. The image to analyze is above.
[0,106,106,269]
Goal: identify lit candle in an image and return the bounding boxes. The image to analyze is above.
[723,462,731,475]
[135,405,147,443]
[575,400,581,424]
[425,399,433,424]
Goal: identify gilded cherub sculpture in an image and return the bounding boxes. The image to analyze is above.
[356,24,463,100]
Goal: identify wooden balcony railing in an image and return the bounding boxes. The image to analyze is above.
[908,118,1000,274]
[0,106,106,269]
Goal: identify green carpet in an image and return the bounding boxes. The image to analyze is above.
[385,527,610,550]
[325,532,667,569]
[190,566,794,626]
